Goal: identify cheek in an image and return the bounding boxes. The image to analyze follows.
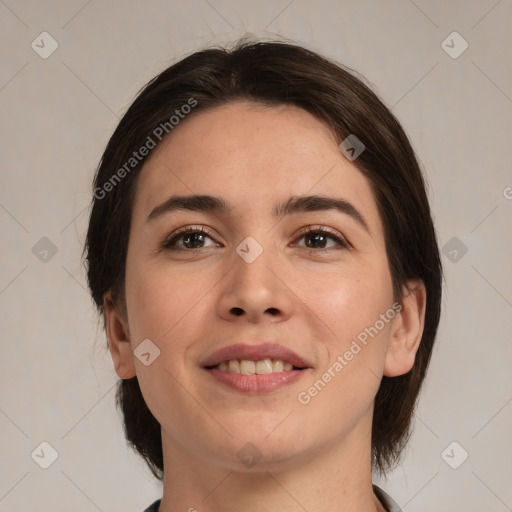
[123,258,214,427]
[296,260,394,347]
[125,259,208,343]
[294,261,394,404]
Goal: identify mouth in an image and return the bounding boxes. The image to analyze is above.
[200,342,312,393]
[205,358,307,374]
[200,342,312,371]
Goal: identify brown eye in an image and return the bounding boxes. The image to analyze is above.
[295,227,349,250]
[163,227,219,250]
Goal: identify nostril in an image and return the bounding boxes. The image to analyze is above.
[230,307,280,317]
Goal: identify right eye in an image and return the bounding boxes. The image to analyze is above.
[162,226,220,250]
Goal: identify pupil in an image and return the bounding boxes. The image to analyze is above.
[307,233,325,248]
[185,233,203,248]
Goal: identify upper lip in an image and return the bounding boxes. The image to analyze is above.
[200,342,312,368]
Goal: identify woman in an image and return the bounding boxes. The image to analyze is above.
[84,38,442,512]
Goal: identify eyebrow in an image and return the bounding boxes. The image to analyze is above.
[146,194,371,234]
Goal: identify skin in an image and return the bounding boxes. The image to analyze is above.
[104,101,426,512]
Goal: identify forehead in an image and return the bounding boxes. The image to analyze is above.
[132,101,382,233]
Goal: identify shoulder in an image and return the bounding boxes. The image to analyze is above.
[143,499,161,512]
[373,484,402,512]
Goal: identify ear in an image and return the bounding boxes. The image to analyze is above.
[384,279,427,377]
[103,290,136,379]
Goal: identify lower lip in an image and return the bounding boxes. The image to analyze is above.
[204,368,308,393]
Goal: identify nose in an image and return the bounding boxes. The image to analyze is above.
[215,241,295,324]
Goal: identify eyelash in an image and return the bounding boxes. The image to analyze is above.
[162,225,350,251]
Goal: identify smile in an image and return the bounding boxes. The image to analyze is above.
[208,358,303,374]
[200,342,312,393]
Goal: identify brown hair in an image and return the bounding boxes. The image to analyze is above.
[83,37,443,479]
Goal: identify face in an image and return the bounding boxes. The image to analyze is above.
[111,101,416,472]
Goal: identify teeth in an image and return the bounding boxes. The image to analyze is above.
[215,358,297,374]
[228,360,241,373]
[240,360,256,374]
[255,359,273,374]
[272,359,283,372]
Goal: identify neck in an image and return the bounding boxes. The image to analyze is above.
[158,412,386,512]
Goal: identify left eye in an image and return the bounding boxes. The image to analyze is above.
[163,227,218,250]
[295,228,348,250]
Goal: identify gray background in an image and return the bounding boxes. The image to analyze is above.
[1,1,511,511]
